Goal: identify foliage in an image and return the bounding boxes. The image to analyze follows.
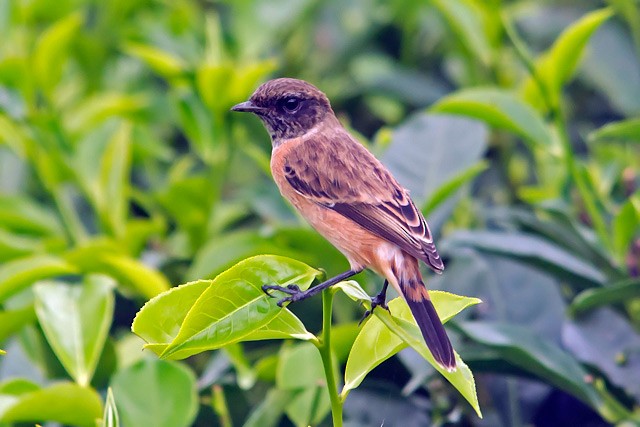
[0,0,639,426]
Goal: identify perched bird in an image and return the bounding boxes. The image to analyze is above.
[231,78,455,371]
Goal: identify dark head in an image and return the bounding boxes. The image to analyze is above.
[231,78,333,144]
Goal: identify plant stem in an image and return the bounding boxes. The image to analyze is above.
[316,288,343,427]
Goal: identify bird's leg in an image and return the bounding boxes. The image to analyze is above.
[359,280,390,325]
[263,269,361,307]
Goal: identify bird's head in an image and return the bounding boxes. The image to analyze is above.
[231,78,333,144]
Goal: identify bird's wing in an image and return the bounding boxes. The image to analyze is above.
[283,131,444,273]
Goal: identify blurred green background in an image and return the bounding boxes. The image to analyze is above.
[0,0,639,425]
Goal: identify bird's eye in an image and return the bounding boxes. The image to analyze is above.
[282,97,301,113]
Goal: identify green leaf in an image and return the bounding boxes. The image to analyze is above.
[97,121,132,237]
[382,113,488,204]
[277,343,331,426]
[64,93,147,135]
[431,0,493,66]
[422,161,488,215]
[0,382,102,427]
[0,196,63,236]
[455,321,629,423]
[110,359,198,427]
[569,278,640,316]
[133,255,321,360]
[243,388,291,427]
[0,255,78,303]
[241,309,315,342]
[34,275,115,386]
[444,231,607,288]
[0,350,5,355]
[101,387,120,427]
[522,8,614,110]
[589,118,640,144]
[32,12,83,94]
[124,43,186,79]
[0,305,36,343]
[66,244,170,299]
[337,281,482,417]
[431,88,553,148]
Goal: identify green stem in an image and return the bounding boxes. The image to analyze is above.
[316,289,343,427]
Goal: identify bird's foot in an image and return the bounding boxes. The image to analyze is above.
[262,284,310,307]
[358,291,390,326]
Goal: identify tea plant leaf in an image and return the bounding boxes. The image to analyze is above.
[124,43,186,79]
[32,12,83,94]
[455,321,629,423]
[444,231,607,287]
[0,381,102,427]
[34,276,115,386]
[522,8,614,110]
[110,359,198,427]
[588,118,640,144]
[431,88,552,148]
[101,387,120,427]
[0,305,36,343]
[0,255,78,303]
[569,278,640,316]
[133,255,321,360]
[337,281,482,417]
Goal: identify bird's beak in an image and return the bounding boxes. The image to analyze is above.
[231,101,265,113]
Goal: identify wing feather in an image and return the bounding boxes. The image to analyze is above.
[284,131,444,273]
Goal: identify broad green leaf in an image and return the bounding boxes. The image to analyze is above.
[455,321,629,423]
[97,122,132,238]
[110,359,198,427]
[444,231,607,288]
[133,255,321,360]
[66,244,170,299]
[124,43,186,79]
[522,8,614,110]
[382,113,488,204]
[133,280,211,349]
[160,255,321,359]
[338,281,481,416]
[569,278,640,316]
[277,343,331,426]
[0,382,102,427]
[101,387,120,427]
[431,88,553,148]
[34,276,115,386]
[242,309,315,342]
[0,255,78,303]
[422,161,488,215]
[613,194,640,259]
[431,0,493,66]
[588,118,640,144]
[0,305,36,342]
[32,12,83,94]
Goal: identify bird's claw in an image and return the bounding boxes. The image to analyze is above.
[358,293,390,326]
[262,283,304,307]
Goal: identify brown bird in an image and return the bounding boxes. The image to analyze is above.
[231,78,456,371]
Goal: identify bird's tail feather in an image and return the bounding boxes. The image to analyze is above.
[401,277,456,371]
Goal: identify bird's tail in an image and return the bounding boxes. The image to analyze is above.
[399,274,456,371]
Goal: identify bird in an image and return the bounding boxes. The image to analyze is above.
[231,78,456,371]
